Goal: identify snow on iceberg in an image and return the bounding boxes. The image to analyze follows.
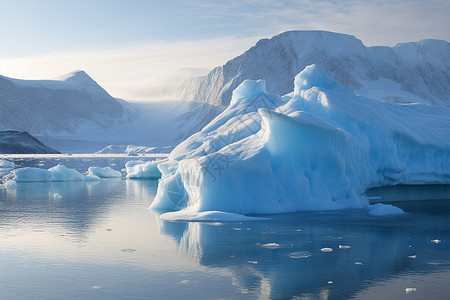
[126,159,167,179]
[88,166,122,178]
[151,65,450,219]
[5,165,100,182]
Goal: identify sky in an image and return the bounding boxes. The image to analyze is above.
[0,0,449,101]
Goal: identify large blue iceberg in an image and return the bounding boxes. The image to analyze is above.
[152,65,450,220]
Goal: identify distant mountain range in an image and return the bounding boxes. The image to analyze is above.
[0,70,131,135]
[178,31,450,108]
[0,30,448,153]
[0,130,60,154]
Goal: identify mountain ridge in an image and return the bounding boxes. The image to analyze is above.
[177,30,450,108]
[0,70,132,136]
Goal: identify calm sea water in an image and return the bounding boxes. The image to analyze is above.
[1,157,450,299]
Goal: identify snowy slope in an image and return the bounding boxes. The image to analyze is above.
[0,130,60,154]
[178,31,450,109]
[0,71,131,135]
[152,65,450,220]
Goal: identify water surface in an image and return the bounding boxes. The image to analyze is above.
[1,158,450,299]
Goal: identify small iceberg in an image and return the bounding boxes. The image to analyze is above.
[4,164,100,182]
[88,166,122,178]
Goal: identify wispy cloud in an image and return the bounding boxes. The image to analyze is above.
[0,36,260,101]
[0,0,448,100]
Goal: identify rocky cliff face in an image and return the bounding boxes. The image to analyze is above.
[0,131,60,154]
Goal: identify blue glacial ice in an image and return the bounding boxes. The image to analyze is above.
[152,65,450,220]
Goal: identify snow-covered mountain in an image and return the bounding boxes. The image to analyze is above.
[0,130,60,154]
[178,31,450,109]
[0,71,131,135]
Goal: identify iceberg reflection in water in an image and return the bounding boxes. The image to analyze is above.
[1,162,450,299]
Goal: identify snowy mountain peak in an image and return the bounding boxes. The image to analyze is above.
[55,70,96,84]
[178,30,450,112]
[0,70,131,136]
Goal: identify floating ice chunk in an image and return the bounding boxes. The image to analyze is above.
[260,243,280,249]
[368,203,404,216]
[0,159,15,169]
[126,159,166,179]
[125,160,145,173]
[405,288,417,294]
[53,193,63,200]
[160,210,267,222]
[321,248,333,253]
[88,166,122,178]
[339,245,351,249]
[287,251,312,259]
[5,165,100,182]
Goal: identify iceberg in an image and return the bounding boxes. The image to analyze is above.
[126,159,167,179]
[4,164,100,182]
[0,159,15,169]
[88,166,122,178]
[151,65,450,219]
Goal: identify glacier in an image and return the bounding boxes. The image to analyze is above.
[152,65,450,220]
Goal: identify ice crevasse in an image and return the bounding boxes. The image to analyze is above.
[151,65,450,219]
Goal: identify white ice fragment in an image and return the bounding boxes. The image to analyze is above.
[320,248,333,253]
[53,193,63,200]
[405,288,417,294]
[288,251,312,259]
[260,243,280,249]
